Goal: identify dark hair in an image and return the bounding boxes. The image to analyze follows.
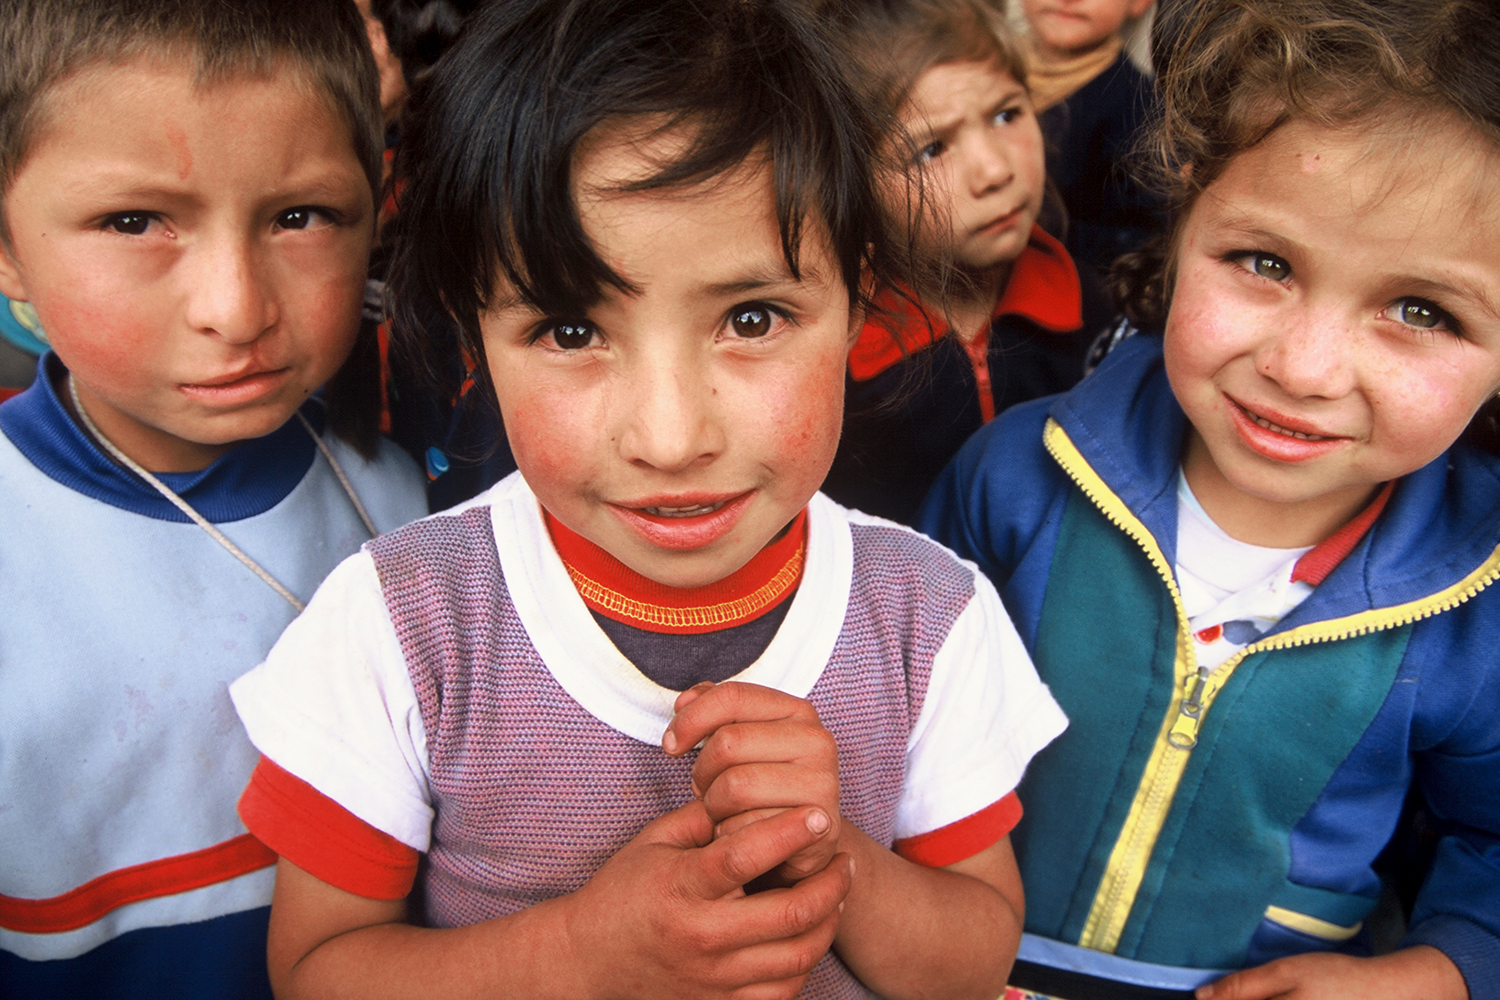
[368,0,482,93]
[387,0,915,406]
[1116,0,1500,330]
[0,0,382,238]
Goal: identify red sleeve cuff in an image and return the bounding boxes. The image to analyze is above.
[893,791,1023,868]
[238,757,420,900]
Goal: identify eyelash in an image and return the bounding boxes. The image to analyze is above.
[531,301,793,352]
[1229,250,1461,337]
[914,107,1023,166]
[99,205,338,236]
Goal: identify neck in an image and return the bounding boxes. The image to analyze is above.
[1181,431,1380,548]
[1024,33,1122,111]
[940,261,1011,343]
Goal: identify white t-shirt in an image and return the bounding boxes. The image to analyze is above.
[231,477,1069,853]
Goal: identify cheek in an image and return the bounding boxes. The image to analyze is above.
[492,369,598,499]
[756,344,847,478]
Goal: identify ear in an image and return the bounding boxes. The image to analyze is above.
[0,241,28,303]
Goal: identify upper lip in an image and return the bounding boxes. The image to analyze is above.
[1228,395,1346,440]
[182,366,285,388]
[976,206,1023,232]
[613,491,746,511]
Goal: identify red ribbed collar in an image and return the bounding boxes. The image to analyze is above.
[543,508,807,634]
[848,226,1083,382]
[1291,481,1396,586]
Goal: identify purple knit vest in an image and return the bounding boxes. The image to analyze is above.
[368,505,975,999]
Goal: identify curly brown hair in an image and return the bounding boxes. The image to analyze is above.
[1114,0,1500,331]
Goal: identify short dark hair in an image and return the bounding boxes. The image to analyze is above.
[0,0,382,243]
[386,0,917,402]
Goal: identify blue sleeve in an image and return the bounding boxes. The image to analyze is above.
[1402,604,1500,999]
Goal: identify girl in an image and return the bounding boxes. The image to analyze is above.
[819,0,1115,525]
[920,1,1500,998]
[228,1,1067,998]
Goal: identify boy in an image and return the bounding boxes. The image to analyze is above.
[0,2,425,996]
[1019,0,1162,272]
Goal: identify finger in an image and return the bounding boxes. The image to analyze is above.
[699,761,837,823]
[714,807,790,840]
[672,681,716,715]
[635,798,717,851]
[664,682,816,756]
[725,852,851,948]
[1198,964,1293,1000]
[712,900,843,996]
[684,805,835,899]
[692,718,835,797]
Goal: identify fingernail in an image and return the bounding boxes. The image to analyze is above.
[1196,986,1213,1000]
[847,856,856,878]
[838,900,845,913]
[662,730,678,754]
[806,809,830,834]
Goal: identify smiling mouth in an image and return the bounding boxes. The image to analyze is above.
[640,501,729,518]
[1234,400,1337,441]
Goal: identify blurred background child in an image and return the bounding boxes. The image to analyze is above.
[821,0,1114,525]
[0,1,424,996]
[1018,0,1164,274]
[227,0,1068,996]
[921,0,1500,997]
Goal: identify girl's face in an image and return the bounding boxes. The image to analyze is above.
[899,59,1046,272]
[480,130,857,588]
[1165,116,1500,544]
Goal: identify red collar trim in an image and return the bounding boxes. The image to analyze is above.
[543,508,807,634]
[847,226,1082,382]
[1291,481,1396,586]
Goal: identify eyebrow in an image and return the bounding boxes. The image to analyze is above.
[916,86,1027,137]
[700,261,828,297]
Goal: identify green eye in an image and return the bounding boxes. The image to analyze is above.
[1395,299,1442,329]
[1248,254,1290,281]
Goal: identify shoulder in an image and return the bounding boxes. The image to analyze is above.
[323,434,428,532]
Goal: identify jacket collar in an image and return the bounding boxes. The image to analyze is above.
[1047,334,1500,623]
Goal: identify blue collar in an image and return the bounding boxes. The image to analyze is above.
[0,353,319,523]
[1049,334,1500,619]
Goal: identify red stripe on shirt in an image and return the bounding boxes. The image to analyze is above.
[1291,481,1395,586]
[238,757,419,901]
[894,791,1023,868]
[0,834,275,934]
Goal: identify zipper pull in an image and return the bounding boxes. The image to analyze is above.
[1168,667,1212,749]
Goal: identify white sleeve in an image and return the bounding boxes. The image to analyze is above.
[893,568,1068,841]
[229,549,435,851]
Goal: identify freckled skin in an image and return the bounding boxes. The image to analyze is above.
[481,133,856,588]
[1163,116,1500,547]
[0,56,373,472]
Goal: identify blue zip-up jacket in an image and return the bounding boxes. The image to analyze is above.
[919,335,1500,999]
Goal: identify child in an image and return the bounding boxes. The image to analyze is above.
[0,1,426,996]
[919,0,1500,997]
[820,0,1114,525]
[227,0,1069,997]
[1018,0,1162,274]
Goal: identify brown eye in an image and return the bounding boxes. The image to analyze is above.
[104,212,153,235]
[730,307,772,338]
[551,322,596,350]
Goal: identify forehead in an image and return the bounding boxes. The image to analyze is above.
[19,54,359,184]
[570,124,838,294]
[903,59,1024,126]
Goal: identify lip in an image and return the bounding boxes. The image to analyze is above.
[975,206,1024,237]
[179,367,291,404]
[607,491,755,551]
[1225,395,1350,462]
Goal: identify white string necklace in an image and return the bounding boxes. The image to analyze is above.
[67,375,378,613]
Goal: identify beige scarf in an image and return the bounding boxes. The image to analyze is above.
[1024,33,1122,112]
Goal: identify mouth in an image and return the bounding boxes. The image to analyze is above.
[1231,398,1341,441]
[182,366,288,390]
[609,492,754,551]
[976,207,1024,235]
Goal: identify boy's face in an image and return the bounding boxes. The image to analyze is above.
[1021,0,1152,61]
[1165,117,1500,542]
[0,58,372,472]
[900,60,1045,272]
[480,130,856,589]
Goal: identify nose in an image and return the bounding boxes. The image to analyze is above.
[1253,309,1358,400]
[616,344,725,473]
[183,229,277,344]
[966,129,1015,197]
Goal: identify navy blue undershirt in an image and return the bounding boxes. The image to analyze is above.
[591,595,794,691]
[0,353,320,523]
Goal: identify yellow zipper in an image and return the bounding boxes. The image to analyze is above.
[1042,419,1500,954]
